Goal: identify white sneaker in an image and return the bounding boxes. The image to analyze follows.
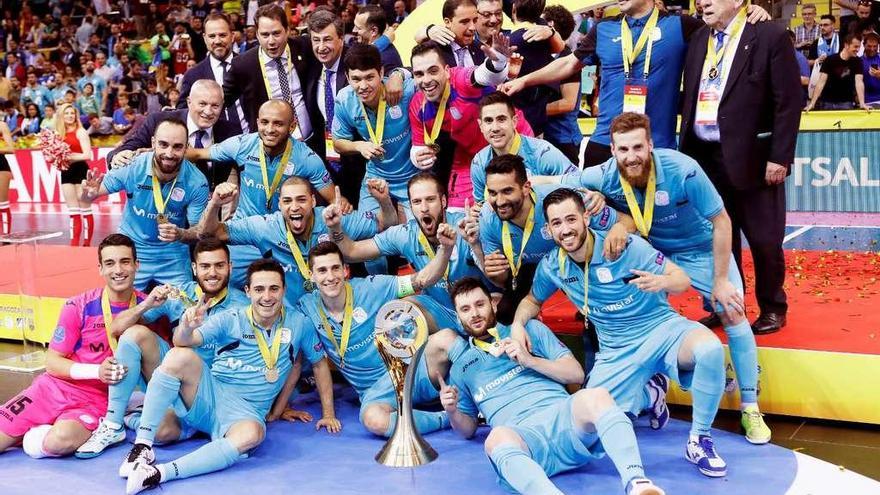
[627,478,666,495]
[75,418,126,459]
[119,443,155,478]
[125,463,161,495]
[685,435,727,477]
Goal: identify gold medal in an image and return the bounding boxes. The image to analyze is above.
[156,213,168,224]
[511,277,518,291]
[303,280,315,292]
[264,367,280,383]
[428,143,441,154]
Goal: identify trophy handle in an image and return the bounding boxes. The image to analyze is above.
[374,343,439,467]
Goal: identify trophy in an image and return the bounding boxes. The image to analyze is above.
[373,299,438,467]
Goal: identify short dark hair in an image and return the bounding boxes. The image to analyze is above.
[156,116,188,135]
[192,236,230,262]
[513,0,545,23]
[344,43,383,74]
[411,40,447,65]
[204,12,233,29]
[308,241,344,268]
[358,4,387,33]
[255,3,288,30]
[308,9,343,37]
[543,5,575,40]
[98,233,137,263]
[485,154,528,185]
[479,91,516,117]
[542,187,585,221]
[442,0,477,20]
[449,277,492,305]
[820,14,835,23]
[407,171,448,199]
[843,33,862,45]
[280,175,314,192]
[246,258,286,287]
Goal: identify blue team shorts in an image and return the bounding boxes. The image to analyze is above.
[357,177,413,220]
[587,315,697,415]
[502,396,603,484]
[668,249,744,314]
[359,344,440,413]
[180,362,265,440]
[229,245,263,290]
[134,249,193,290]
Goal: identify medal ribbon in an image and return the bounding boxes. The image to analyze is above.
[101,287,138,352]
[259,138,292,211]
[501,191,538,281]
[318,282,353,364]
[558,230,595,316]
[194,286,228,309]
[620,8,660,78]
[619,157,657,238]
[258,46,292,102]
[472,327,502,353]
[151,167,178,220]
[285,216,314,284]
[417,230,450,282]
[705,8,747,79]
[247,305,284,370]
[422,82,451,146]
[360,88,386,146]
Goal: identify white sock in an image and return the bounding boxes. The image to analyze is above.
[156,463,168,482]
[22,424,54,459]
[741,402,759,411]
[104,419,123,430]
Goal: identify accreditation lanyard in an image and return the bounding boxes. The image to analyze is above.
[259,46,293,101]
[317,282,353,367]
[285,216,314,284]
[417,230,449,282]
[620,8,659,115]
[472,327,503,356]
[619,158,657,238]
[360,87,387,146]
[247,305,284,371]
[705,8,747,81]
[259,139,291,211]
[422,82,451,146]
[501,191,538,282]
[101,288,138,352]
[151,168,178,222]
[557,230,595,316]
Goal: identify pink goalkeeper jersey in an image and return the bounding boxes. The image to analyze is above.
[49,287,148,393]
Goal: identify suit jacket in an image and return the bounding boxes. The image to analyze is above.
[440,39,486,68]
[178,54,243,132]
[302,46,350,159]
[223,38,311,133]
[679,22,801,190]
[105,108,240,188]
[380,43,403,74]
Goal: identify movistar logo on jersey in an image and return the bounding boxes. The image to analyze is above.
[473,365,525,402]
[132,206,170,221]
[596,294,636,314]
[242,177,267,190]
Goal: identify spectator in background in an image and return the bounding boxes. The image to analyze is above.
[806,34,872,110]
[353,5,404,73]
[7,78,22,111]
[848,1,879,40]
[170,23,195,76]
[790,30,812,106]
[41,104,57,131]
[22,71,51,112]
[139,78,167,114]
[861,30,880,107]
[5,53,26,85]
[794,4,820,58]
[77,83,101,120]
[836,0,859,39]
[541,4,582,164]
[2,101,21,135]
[150,21,172,72]
[75,15,95,51]
[87,112,115,136]
[163,87,182,111]
[809,15,840,68]
[16,103,42,138]
[393,0,408,25]
[77,61,107,111]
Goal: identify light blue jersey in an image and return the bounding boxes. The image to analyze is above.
[142,281,250,361]
[102,152,209,287]
[471,136,577,202]
[332,77,419,190]
[449,321,573,427]
[373,210,483,309]
[479,184,617,268]
[561,149,724,252]
[296,275,403,398]
[532,230,679,350]
[225,209,377,305]
[197,306,325,415]
[210,134,333,218]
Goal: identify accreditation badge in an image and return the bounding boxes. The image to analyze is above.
[695,87,721,126]
[622,78,648,115]
[325,129,341,161]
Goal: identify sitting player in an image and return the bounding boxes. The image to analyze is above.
[0,234,149,458]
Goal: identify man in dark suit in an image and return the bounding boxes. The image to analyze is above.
[223,4,312,140]
[434,0,486,68]
[679,0,801,334]
[352,5,404,74]
[179,13,245,133]
[106,80,239,190]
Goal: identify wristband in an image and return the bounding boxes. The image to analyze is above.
[70,363,101,380]
[396,275,416,298]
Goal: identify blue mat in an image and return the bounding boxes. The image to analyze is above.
[0,387,798,494]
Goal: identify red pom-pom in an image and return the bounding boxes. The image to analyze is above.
[38,130,72,171]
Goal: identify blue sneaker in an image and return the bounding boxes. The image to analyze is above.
[647,374,669,430]
[686,435,727,477]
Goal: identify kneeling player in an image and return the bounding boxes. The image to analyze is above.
[76,237,249,458]
[0,234,148,458]
[442,278,664,495]
[122,259,339,494]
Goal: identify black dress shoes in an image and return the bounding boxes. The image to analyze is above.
[698,313,723,329]
[751,313,786,335]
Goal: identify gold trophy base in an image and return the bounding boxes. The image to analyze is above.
[375,414,439,467]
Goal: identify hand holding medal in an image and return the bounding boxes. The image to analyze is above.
[145,284,173,309]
